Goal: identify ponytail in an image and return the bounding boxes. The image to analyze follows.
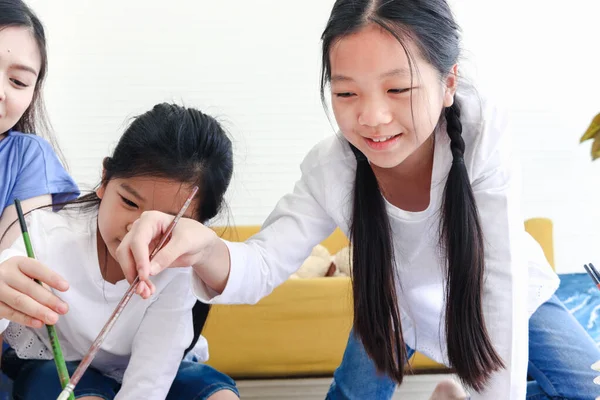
[349,145,408,384]
[441,100,504,391]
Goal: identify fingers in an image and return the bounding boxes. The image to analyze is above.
[8,272,69,315]
[0,257,69,326]
[17,257,69,292]
[0,283,61,326]
[147,218,209,275]
[148,240,184,276]
[147,279,156,295]
[0,302,44,328]
[134,280,156,300]
[135,281,147,296]
[116,242,139,284]
[117,211,173,284]
[140,280,155,299]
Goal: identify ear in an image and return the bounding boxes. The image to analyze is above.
[96,183,106,199]
[443,64,459,107]
[96,165,108,199]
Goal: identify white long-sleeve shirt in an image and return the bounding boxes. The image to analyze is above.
[192,91,560,399]
[0,209,202,400]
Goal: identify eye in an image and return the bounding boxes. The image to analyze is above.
[119,195,138,209]
[334,92,356,98]
[388,88,411,94]
[10,78,28,88]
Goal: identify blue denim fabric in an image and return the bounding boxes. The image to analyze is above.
[1,349,238,400]
[326,295,600,399]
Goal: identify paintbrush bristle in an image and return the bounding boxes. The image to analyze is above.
[56,389,71,400]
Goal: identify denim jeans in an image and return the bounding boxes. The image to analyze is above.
[1,349,238,400]
[326,295,600,399]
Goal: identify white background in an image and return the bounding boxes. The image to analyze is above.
[26,0,600,273]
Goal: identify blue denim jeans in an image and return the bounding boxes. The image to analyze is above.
[1,349,238,400]
[326,295,600,399]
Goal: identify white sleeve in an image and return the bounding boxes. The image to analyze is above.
[468,113,529,399]
[192,151,338,305]
[115,272,195,400]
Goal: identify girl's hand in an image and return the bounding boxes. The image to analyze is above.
[116,211,219,299]
[0,256,69,328]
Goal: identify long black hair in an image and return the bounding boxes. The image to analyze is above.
[320,0,503,391]
[13,102,234,354]
[102,103,233,352]
[72,103,233,220]
[0,0,51,139]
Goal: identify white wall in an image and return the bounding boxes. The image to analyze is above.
[26,0,600,273]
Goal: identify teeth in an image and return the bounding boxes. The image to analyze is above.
[372,135,395,142]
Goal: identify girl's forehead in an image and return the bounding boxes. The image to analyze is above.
[329,25,423,79]
[0,26,41,71]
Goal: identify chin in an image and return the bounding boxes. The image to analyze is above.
[366,155,408,169]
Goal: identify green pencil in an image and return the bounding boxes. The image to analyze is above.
[13,199,75,400]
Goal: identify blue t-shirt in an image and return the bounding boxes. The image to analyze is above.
[0,130,79,211]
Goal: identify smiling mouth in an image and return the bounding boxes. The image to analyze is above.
[363,133,402,150]
[369,134,401,143]
[366,133,402,143]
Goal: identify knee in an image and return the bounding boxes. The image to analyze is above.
[429,379,468,400]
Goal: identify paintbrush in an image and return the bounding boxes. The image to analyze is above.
[584,264,600,290]
[588,263,600,286]
[57,186,198,400]
[13,199,75,400]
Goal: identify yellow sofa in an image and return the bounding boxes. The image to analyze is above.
[202,218,555,378]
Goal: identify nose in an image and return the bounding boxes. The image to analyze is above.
[358,96,392,127]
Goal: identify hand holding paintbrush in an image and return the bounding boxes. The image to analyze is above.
[0,215,70,330]
[11,199,75,400]
[56,186,198,400]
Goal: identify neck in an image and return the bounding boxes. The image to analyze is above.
[371,134,435,212]
[96,228,126,284]
[372,134,435,181]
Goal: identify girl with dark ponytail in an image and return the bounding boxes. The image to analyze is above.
[117,1,600,399]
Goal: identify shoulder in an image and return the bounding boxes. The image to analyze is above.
[6,131,65,175]
[302,135,354,167]
[457,89,512,178]
[26,208,93,238]
[301,135,356,182]
[7,131,55,157]
[459,89,508,152]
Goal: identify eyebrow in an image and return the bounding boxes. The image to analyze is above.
[331,67,410,83]
[120,183,145,202]
[13,64,38,76]
[0,54,39,76]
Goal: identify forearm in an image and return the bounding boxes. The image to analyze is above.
[191,236,231,294]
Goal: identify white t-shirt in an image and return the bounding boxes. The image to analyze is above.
[0,208,204,400]
[192,91,560,399]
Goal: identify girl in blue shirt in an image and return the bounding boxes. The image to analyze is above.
[0,1,78,397]
[0,0,80,250]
